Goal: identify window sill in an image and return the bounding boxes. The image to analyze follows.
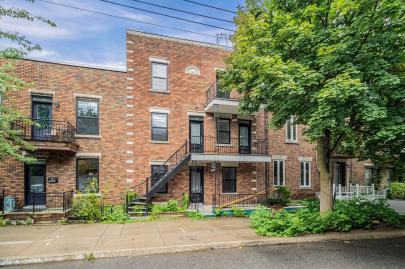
[299,186,312,190]
[150,140,170,144]
[285,140,298,144]
[221,192,238,194]
[74,192,101,197]
[215,144,233,147]
[150,89,170,94]
[75,134,101,139]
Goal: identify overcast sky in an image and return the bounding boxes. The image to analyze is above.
[2,0,242,69]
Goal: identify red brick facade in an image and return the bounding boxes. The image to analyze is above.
[0,30,371,208]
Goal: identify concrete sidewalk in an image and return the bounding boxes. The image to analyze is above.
[0,218,404,266]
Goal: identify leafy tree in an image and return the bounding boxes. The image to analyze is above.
[222,0,404,212]
[0,0,55,162]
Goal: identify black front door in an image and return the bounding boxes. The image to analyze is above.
[25,164,46,206]
[189,117,204,153]
[335,162,346,186]
[32,96,53,140]
[239,121,251,154]
[190,167,204,203]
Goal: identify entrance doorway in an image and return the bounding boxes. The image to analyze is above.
[25,164,46,206]
[190,167,204,203]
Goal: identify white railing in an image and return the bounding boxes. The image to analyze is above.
[333,184,387,200]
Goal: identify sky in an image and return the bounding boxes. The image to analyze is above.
[2,0,244,69]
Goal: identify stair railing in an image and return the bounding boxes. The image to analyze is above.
[128,140,189,199]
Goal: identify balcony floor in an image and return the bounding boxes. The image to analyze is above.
[191,153,271,163]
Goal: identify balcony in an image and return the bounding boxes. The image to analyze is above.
[205,82,241,114]
[189,136,270,163]
[13,119,79,153]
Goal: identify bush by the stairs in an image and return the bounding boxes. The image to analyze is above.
[151,199,182,216]
[101,205,130,224]
[390,182,405,200]
[250,198,401,237]
[69,193,102,221]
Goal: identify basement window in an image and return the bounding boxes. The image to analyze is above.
[151,165,168,193]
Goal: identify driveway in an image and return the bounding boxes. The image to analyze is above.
[4,237,405,269]
[388,199,405,214]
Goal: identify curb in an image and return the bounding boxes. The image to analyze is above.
[1,230,404,266]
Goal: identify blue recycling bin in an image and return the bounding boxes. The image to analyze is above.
[4,196,16,212]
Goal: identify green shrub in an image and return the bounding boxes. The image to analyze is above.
[187,211,204,220]
[299,199,320,212]
[126,190,138,201]
[166,199,179,212]
[267,186,291,206]
[232,206,245,217]
[69,194,102,221]
[250,198,401,237]
[101,205,130,224]
[151,200,181,217]
[181,193,190,210]
[0,217,11,226]
[214,208,223,216]
[390,182,405,200]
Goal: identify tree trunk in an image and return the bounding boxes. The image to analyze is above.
[317,137,333,213]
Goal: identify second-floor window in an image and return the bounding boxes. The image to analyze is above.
[152,62,168,92]
[151,112,168,141]
[273,160,285,186]
[77,99,99,135]
[286,116,297,142]
[217,118,230,144]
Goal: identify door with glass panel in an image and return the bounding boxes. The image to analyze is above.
[189,117,204,153]
[25,164,46,206]
[238,121,251,154]
[32,96,53,140]
[190,167,204,203]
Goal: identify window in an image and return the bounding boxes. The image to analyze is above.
[365,167,376,186]
[77,99,99,135]
[222,167,236,193]
[216,70,229,99]
[152,62,168,92]
[286,116,297,142]
[151,165,168,193]
[151,113,168,141]
[273,160,285,186]
[76,158,99,193]
[300,161,311,187]
[217,118,230,144]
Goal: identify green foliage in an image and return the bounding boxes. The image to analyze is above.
[181,193,190,210]
[150,199,181,217]
[166,199,179,212]
[0,216,11,226]
[390,182,405,200]
[0,0,55,162]
[101,205,130,224]
[267,186,291,206]
[232,206,245,217]
[126,190,138,201]
[223,0,405,211]
[214,208,223,216]
[69,193,102,221]
[187,211,204,220]
[298,199,320,212]
[250,199,401,237]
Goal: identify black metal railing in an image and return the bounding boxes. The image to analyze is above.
[128,140,190,200]
[13,119,76,143]
[1,190,74,214]
[212,193,269,209]
[0,189,4,214]
[205,82,238,105]
[190,136,267,155]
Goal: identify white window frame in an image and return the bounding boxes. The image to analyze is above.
[151,62,168,92]
[273,159,285,186]
[286,116,298,143]
[300,161,311,187]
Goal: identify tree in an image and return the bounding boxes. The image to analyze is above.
[222,0,404,212]
[0,0,55,162]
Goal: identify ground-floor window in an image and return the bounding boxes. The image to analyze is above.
[222,167,236,193]
[364,167,377,186]
[151,165,168,193]
[273,160,285,186]
[76,158,99,193]
[300,161,311,187]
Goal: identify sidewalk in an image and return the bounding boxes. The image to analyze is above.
[0,218,404,266]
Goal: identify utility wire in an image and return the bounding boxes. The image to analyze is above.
[127,0,233,23]
[36,0,220,39]
[98,0,235,32]
[182,0,236,14]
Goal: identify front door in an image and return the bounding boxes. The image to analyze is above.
[190,167,204,203]
[32,96,53,140]
[239,121,251,154]
[189,117,204,153]
[335,162,346,186]
[25,164,46,206]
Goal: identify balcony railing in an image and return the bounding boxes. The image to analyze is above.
[205,82,238,105]
[190,136,267,155]
[13,119,76,143]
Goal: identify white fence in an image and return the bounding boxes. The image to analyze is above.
[333,184,387,200]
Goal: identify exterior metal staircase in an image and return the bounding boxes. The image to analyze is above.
[126,140,191,216]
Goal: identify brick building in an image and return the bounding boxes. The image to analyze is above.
[0,30,372,211]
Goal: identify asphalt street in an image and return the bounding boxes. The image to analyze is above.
[4,237,405,269]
